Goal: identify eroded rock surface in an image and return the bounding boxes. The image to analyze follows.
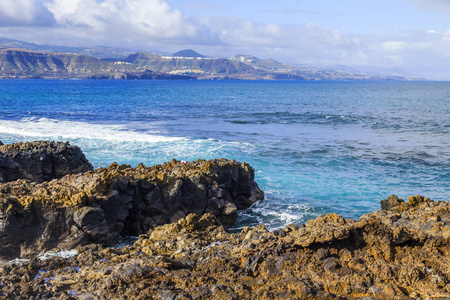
[0,141,93,183]
[0,158,264,259]
[1,195,449,299]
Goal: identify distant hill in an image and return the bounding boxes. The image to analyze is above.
[0,48,111,72]
[124,51,415,80]
[124,51,254,74]
[124,52,162,68]
[0,37,135,59]
[0,48,194,80]
[0,38,424,81]
[229,55,294,71]
[172,49,205,58]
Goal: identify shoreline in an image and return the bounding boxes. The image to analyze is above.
[1,194,449,299]
[1,141,450,298]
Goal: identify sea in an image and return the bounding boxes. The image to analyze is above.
[1,79,449,231]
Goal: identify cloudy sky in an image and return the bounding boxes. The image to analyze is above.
[1,0,450,79]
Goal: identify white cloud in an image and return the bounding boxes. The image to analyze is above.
[0,0,36,23]
[0,0,53,26]
[44,0,195,38]
[383,41,407,51]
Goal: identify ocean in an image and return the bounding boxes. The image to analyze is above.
[1,79,449,231]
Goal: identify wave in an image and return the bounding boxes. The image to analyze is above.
[0,117,184,143]
[230,195,322,232]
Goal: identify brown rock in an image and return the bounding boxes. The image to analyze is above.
[0,157,264,259]
[5,195,450,299]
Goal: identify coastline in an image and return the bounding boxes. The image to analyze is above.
[0,141,449,299]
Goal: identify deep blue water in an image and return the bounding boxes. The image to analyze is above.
[1,80,449,230]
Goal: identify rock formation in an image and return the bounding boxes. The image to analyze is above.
[1,141,448,299]
[0,158,264,259]
[0,141,93,183]
[1,195,449,299]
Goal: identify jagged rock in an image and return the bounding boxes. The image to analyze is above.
[1,195,449,299]
[0,158,264,259]
[0,141,93,183]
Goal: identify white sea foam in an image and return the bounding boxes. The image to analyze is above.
[37,249,78,260]
[1,249,78,266]
[0,117,184,143]
[232,197,320,232]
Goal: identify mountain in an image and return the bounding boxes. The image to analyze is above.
[172,49,205,58]
[124,52,163,68]
[229,55,293,71]
[124,51,255,75]
[0,48,111,72]
[0,37,135,59]
[0,38,423,80]
[0,48,194,80]
[124,51,418,80]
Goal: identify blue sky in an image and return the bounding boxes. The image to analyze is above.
[1,0,450,79]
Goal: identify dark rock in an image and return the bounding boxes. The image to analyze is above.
[0,141,93,183]
[0,157,264,259]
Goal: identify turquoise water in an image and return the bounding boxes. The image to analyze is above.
[1,80,449,230]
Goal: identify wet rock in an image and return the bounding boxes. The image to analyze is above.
[0,141,93,183]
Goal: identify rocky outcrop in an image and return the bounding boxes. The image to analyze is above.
[1,195,449,299]
[0,158,264,259]
[0,141,93,183]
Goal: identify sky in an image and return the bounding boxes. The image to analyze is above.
[1,0,450,79]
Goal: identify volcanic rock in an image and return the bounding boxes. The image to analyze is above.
[0,141,93,183]
[0,158,264,259]
[1,195,449,299]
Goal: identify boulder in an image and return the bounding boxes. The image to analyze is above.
[0,141,93,183]
[0,158,264,259]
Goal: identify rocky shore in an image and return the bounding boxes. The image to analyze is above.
[0,195,449,299]
[0,142,449,299]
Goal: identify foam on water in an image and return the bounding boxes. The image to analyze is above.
[0,117,183,143]
[37,249,78,260]
[0,249,78,265]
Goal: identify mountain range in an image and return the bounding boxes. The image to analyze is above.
[0,38,425,81]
